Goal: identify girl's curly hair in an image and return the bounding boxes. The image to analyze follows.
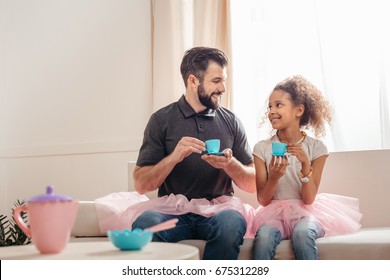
[273,75,333,137]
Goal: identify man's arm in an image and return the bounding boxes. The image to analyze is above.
[134,136,206,194]
[201,149,256,193]
[225,160,256,193]
[133,154,177,194]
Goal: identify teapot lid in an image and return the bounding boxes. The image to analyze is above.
[28,185,74,202]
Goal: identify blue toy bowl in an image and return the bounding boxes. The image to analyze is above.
[107,229,153,250]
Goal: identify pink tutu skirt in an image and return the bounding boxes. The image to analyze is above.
[95,192,257,238]
[252,193,362,239]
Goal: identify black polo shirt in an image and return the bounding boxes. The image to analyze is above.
[136,95,253,200]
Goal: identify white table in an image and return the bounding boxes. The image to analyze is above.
[0,240,200,260]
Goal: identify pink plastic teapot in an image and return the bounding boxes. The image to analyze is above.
[13,185,79,254]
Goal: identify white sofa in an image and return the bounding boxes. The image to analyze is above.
[71,149,390,259]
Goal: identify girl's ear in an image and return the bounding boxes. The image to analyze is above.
[296,104,305,118]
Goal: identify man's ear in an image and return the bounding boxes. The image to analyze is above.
[188,74,199,87]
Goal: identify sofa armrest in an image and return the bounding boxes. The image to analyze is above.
[71,201,106,237]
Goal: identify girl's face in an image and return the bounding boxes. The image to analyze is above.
[267,90,303,130]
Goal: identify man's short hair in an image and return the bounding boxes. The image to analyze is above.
[180,47,228,87]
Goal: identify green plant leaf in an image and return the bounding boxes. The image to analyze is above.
[0,200,31,247]
[0,214,10,246]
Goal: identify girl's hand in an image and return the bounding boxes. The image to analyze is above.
[287,143,309,165]
[268,156,288,180]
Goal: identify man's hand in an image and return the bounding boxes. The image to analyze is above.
[201,148,233,169]
[171,136,206,163]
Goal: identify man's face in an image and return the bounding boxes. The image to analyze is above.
[197,62,227,110]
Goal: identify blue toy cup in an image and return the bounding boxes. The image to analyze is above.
[272,142,287,156]
[205,139,220,153]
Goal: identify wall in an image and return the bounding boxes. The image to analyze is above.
[0,0,152,215]
[1,0,9,214]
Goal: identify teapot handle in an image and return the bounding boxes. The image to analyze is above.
[13,205,31,237]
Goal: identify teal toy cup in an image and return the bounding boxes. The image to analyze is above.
[205,139,220,154]
[107,229,153,250]
[272,142,287,156]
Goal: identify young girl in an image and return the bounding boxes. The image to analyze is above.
[252,75,362,260]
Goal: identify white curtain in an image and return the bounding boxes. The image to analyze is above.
[151,0,231,112]
[230,0,390,152]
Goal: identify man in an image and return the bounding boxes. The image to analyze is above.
[133,46,255,260]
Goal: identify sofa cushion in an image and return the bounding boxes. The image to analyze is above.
[72,201,105,237]
[316,228,390,260]
[180,228,390,260]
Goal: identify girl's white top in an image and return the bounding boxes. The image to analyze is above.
[252,135,328,200]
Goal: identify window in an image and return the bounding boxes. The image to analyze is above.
[230,0,390,152]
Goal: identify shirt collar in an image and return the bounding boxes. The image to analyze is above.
[178,95,216,118]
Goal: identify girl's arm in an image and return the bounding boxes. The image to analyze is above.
[300,155,328,204]
[287,142,328,205]
[255,155,288,206]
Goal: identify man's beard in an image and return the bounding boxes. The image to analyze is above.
[198,84,221,110]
